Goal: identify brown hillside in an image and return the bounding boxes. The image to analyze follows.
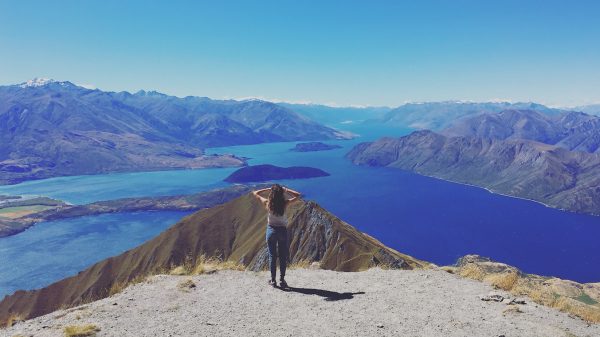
[0,193,428,326]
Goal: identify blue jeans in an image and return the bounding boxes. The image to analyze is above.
[266,225,288,281]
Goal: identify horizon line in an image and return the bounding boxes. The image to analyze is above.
[2,77,598,110]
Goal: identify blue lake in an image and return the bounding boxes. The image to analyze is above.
[0,211,191,297]
[1,126,599,298]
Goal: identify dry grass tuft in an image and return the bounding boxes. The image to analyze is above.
[439,266,456,274]
[502,304,523,315]
[487,272,519,291]
[167,254,245,276]
[552,297,600,323]
[177,279,196,292]
[288,259,312,270]
[108,274,148,297]
[63,324,100,337]
[203,255,243,274]
[54,305,90,320]
[4,313,24,328]
[513,285,600,322]
[457,263,486,281]
[522,288,556,304]
[192,255,244,275]
[455,262,600,323]
[169,266,188,276]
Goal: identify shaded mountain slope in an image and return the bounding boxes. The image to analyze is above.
[0,80,349,184]
[0,193,428,325]
[346,130,600,214]
[117,95,352,147]
[443,109,561,142]
[444,109,600,153]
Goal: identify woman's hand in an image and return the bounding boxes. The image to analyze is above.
[284,186,301,202]
[252,188,269,204]
[284,187,301,197]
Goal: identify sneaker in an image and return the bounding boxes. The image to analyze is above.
[279,279,288,288]
[268,279,277,287]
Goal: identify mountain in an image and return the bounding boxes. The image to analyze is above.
[376,101,563,130]
[279,103,391,126]
[0,79,350,184]
[224,164,330,183]
[443,109,600,153]
[0,193,428,324]
[574,104,600,116]
[115,96,353,147]
[346,130,600,215]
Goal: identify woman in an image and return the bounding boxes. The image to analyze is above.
[253,184,301,288]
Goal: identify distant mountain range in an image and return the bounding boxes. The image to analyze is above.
[279,103,391,126]
[347,109,600,215]
[373,101,566,130]
[0,79,350,184]
[268,101,600,132]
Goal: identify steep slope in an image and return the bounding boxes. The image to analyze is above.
[346,130,600,214]
[0,194,428,325]
[0,80,349,184]
[377,101,562,130]
[444,109,600,153]
[443,109,561,142]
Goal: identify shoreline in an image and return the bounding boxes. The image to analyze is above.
[0,154,246,187]
[405,170,599,217]
[0,185,262,238]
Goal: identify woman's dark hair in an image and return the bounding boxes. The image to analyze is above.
[268,184,286,216]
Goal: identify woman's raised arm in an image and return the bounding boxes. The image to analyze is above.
[252,188,269,204]
[284,187,301,202]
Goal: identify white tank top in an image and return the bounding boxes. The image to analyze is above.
[268,211,287,227]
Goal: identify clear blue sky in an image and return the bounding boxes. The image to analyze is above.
[1,0,599,107]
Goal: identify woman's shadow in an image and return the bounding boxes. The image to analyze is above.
[278,286,365,301]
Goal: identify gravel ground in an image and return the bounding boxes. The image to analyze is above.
[3,268,599,337]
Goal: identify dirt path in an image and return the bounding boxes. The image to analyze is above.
[3,268,598,337]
